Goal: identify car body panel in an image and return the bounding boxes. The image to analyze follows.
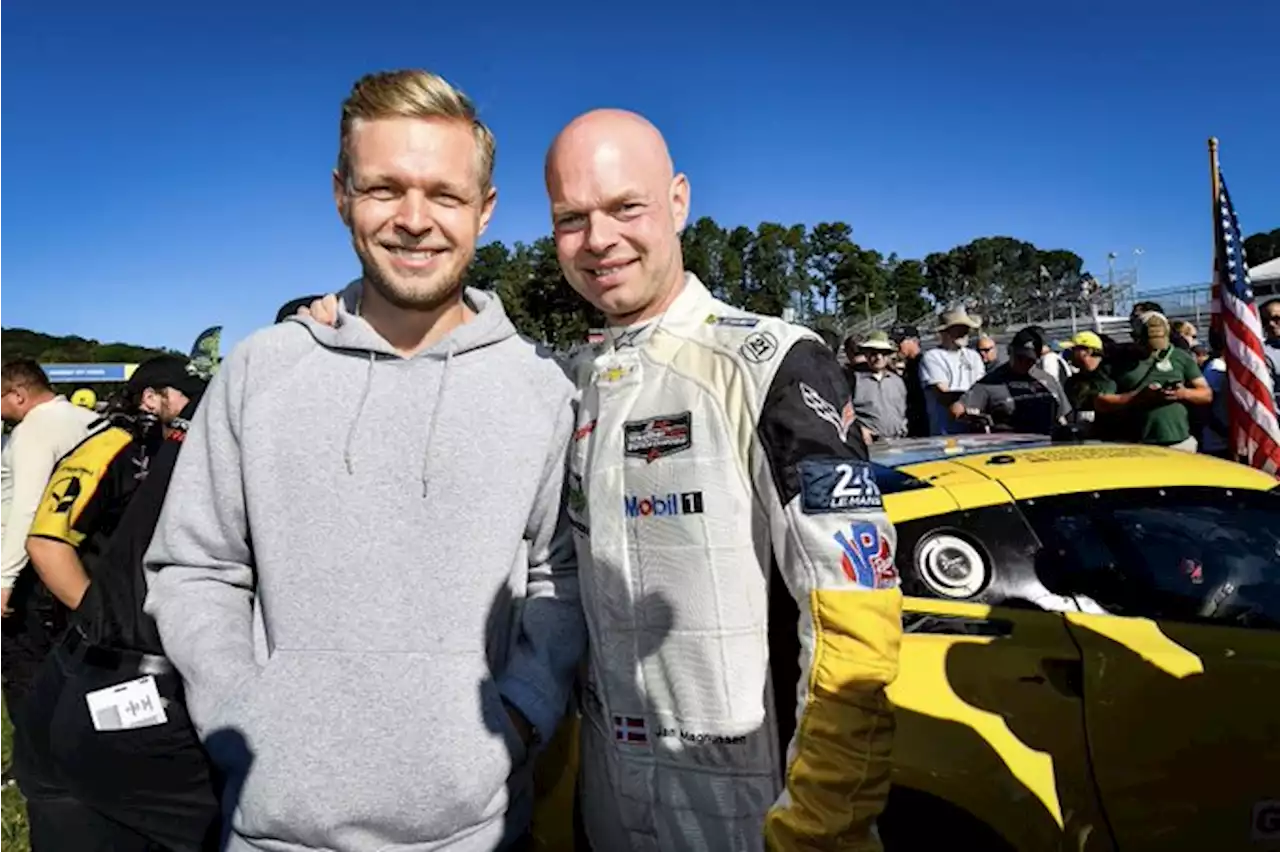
[876,435,1280,851]
[881,457,1016,525]
[1065,612,1280,851]
[949,443,1270,498]
[887,597,1108,850]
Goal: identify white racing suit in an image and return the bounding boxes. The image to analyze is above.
[568,274,903,851]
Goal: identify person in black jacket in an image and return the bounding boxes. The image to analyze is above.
[890,323,929,437]
[23,362,217,852]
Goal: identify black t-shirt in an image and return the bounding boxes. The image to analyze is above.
[961,363,1071,434]
[903,354,929,437]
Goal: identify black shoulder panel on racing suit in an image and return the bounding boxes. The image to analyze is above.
[756,338,871,506]
[756,337,873,779]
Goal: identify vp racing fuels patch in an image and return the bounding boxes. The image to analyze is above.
[623,412,692,462]
[833,521,898,589]
[797,459,884,513]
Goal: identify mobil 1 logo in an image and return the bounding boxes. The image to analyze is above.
[797,458,883,514]
[624,491,705,518]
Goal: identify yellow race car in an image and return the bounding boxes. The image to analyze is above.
[874,434,1280,852]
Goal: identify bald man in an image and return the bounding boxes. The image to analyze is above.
[548,109,901,852]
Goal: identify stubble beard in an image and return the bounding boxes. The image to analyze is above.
[359,246,471,314]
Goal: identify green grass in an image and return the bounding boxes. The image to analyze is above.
[2,699,32,852]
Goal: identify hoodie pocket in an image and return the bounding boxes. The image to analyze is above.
[220,650,524,849]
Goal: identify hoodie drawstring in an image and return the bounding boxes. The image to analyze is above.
[341,346,454,494]
[419,347,455,498]
[344,352,377,474]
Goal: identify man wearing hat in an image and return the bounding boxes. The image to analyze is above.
[20,355,210,848]
[955,327,1071,435]
[919,307,986,435]
[1058,331,1116,438]
[889,323,929,436]
[851,331,909,441]
[1095,311,1211,450]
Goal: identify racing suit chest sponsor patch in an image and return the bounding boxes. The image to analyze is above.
[624,490,704,518]
[797,459,883,514]
[623,411,692,462]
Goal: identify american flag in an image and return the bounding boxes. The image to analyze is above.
[1209,172,1280,475]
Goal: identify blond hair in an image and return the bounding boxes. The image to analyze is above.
[337,69,495,192]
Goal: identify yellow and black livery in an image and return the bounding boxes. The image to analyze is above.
[30,417,158,568]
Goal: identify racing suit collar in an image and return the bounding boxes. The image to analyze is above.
[602,272,712,352]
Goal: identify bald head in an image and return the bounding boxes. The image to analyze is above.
[544,109,690,325]
[545,109,674,188]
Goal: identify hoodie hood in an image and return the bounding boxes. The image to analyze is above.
[285,279,519,491]
[287,279,517,358]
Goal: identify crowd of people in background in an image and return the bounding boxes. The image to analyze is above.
[840,297,1256,461]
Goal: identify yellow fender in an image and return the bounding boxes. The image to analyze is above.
[530,713,581,851]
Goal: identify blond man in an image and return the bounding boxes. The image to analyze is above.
[144,70,585,851]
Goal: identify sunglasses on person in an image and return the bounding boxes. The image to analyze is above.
[977,345,996,354]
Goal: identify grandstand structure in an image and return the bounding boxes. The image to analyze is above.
[837,257,1280,350]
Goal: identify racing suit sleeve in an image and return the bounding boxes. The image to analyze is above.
[757,339,903,852]
[143,343,259,735]
[496,391,587,746]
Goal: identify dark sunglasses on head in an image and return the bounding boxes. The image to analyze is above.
[1266,315,1280,324]
[977,346,996,353]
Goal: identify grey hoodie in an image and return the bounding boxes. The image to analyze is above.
[144,282,585,852]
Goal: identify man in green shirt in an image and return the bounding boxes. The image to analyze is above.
[1096,311,1212,450]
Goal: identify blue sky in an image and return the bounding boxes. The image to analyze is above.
[4,0,1277,353]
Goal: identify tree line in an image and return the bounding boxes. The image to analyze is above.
[1245,228,1280,268]
[6,226,1276,362]
[463,218,1100,350]
[2,328,174,366]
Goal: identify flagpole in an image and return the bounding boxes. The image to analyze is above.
[1210,137,1247,465]
[1209,137,1220,207]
